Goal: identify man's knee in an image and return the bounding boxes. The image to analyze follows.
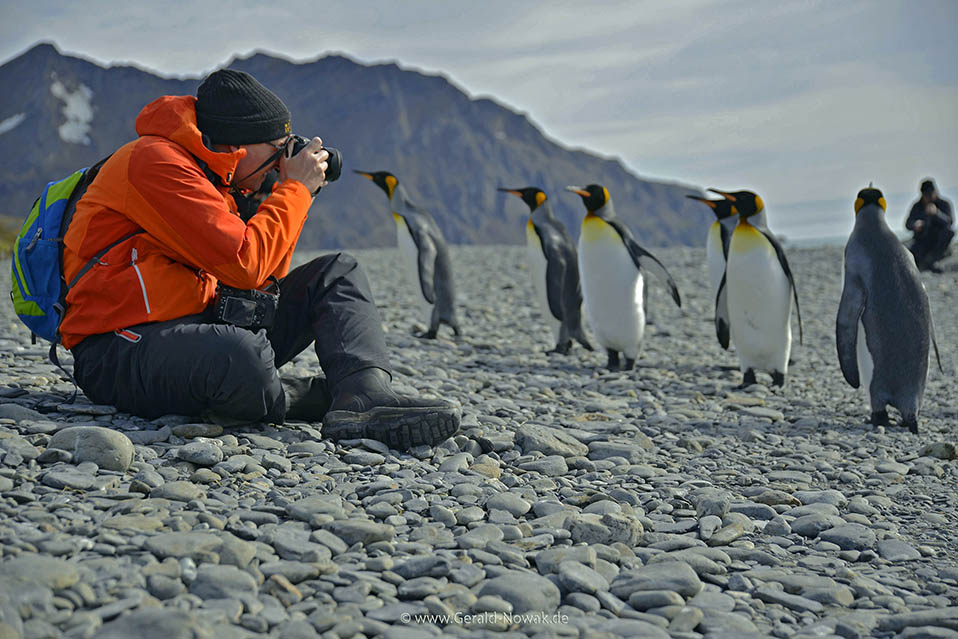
[202,327,283,419]
[311,251,360,280]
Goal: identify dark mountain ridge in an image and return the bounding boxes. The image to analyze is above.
[0,42,711,249]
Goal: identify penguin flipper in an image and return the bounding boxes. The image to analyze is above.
[536,225,568,321]
[836,275,866,388]
[930,314,945,374]
[715,272,730,350]
[636,247,682,309]
[609,221,681,308]
[719,222,731,260]
[759,228,803,344]
[409,226,438,305]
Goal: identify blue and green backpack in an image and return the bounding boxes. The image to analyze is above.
[10,156,140,381]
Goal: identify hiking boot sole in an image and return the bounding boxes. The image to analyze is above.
[322,405,461,450]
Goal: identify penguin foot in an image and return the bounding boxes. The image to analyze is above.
[736,369,757,389]
[606,350,620,371]
[902,416,919,434]
[869,410,890,427]
[623,358,636,371]
[418,329,438,339]
[771,371,785,387]
[549,341,572,355]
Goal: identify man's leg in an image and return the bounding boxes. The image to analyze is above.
[72,316,285,422]
[267,253,460,448]
[267,252,392,423]
[911,235,931,270]
[268,252,391,382]
[927,229,954,271]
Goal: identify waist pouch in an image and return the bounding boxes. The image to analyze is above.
[209,282,279,329]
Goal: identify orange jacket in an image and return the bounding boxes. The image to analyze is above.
[61,95,312,349]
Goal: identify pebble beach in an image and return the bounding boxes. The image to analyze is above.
[0,242,956,639]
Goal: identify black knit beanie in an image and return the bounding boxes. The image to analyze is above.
[195,69,291,145]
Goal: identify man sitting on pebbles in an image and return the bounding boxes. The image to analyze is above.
[60,69,460,451]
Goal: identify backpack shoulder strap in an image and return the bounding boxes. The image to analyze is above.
[57,154,112,241]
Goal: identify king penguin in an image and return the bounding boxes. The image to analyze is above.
[686,194,735,316]
[711,189,802,387]
[499,186,592,354]
[355,170,460,339]
[566,184,681,370]
[837,185,943,433]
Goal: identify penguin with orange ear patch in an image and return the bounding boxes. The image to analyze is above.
[686,194,735,316]
[355,170,460,339]
[567,183,681,371]
[499,186,592,354]
[710,189,801,388]
[837,185,942,433]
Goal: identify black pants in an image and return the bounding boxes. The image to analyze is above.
[72,253,391,422]
[911,228,954,270]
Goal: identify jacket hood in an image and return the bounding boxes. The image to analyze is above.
[135,95,245,184]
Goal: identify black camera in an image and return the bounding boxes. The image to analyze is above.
[210,284,279,329]
[289,134,343,183]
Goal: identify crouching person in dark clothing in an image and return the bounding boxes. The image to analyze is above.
[62,69,460,451]
[906,178,954,273]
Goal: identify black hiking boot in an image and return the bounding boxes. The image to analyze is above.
[322,368,460,450]
[283,376,332,422]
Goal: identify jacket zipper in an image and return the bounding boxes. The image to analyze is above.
[131,248,152,314]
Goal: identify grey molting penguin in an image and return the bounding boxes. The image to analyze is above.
[499,186,592,355]
[836,185,944,433]
[355,170,460,339]
[710,189,802,388]
[566,183,682,371]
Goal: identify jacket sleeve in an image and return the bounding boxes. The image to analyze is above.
[905,201,923,231]
[937,199,954,226]
[126,139,312,289]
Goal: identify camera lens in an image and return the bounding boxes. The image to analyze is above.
[324,148,342,182]
[289,135,342,183]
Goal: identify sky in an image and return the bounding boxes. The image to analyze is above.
[2,0,957,241]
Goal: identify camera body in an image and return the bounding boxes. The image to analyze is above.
[290,134,343,184]
[210,284,279,329]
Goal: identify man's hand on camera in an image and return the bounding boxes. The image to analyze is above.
[281,136,328,195]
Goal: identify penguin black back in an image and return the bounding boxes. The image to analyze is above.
[838,184,941,431]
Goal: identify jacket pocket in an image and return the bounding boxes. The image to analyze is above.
[130,248,152,314]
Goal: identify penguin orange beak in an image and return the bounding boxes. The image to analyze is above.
[686,194,717,209]
[565,186,589,197]
[498,188,522,197]
[707,188,736,202]
[353,170,374,180]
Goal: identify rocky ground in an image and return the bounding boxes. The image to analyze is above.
[0,243,956,639]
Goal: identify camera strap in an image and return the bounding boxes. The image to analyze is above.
[235,146,286,186]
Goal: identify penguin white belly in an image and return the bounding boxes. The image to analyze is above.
[394,215,432,323]
[579,219,644,357]
[526,224,560,341]
[727,227,791,372]
[706,222,726,304]
[856,319,874,401]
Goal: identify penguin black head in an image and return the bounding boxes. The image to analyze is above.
[708,189,764,219]
[499,187,547,211]
[565,184,610,214]
[686,194,734,221]
[854,185,886,214]
[354,170,398,200]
